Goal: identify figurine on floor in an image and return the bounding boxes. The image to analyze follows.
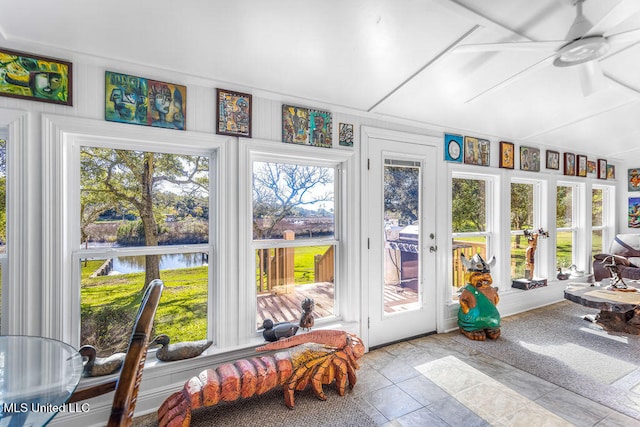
[262,319,299,342]
[300,297,315,330]
[151,335,213,362]
[79,345,125,377]
[458,253,501,341]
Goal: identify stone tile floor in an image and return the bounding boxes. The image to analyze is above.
[352,332,640,426]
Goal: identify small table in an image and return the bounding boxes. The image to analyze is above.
[564,283,640,335]
[0,336,83,426]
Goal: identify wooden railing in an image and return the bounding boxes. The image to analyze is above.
[452,240,487,290]
[314,245,334,283]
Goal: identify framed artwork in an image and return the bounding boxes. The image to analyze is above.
[309,109,332,147]
[216,88,252,137]
[444,133,463,162]
[607,165,615,179]
[629,197,640,228]
[563,153,576,176]
[587,160,596,175]
[629,168,640,191]
[499,141,514,169]
[338,123,354,147]
[0,47,72,106]
[545,150,559,170]
[105,71,186,130]
[577,155,587,177]
[597,159,607,180]
[519,146,540,172]
[463,136,490,166]
[282,104,309,144]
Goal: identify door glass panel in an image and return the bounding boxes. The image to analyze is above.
[383,159,420,314]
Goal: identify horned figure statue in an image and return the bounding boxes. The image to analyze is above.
[458,253,501,341]
[158,330,364,427]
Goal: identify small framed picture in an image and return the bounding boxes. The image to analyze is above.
[597,159,607,180]
[629,168,640,191]
[444,133,463,162]
[564,153,576,176]
[499,141,514,169]
[338,123,354,147]
[546,150,559,170]
[577,155,587,177]
[519,146,540,172]
[216,88,252,137]
[607,164,615,179]
[587,160,597,175]
[463,136,490,166]
[629,197,640,228]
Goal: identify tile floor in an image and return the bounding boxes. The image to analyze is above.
[351,332,640,426]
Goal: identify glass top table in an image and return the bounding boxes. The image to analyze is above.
[0,336,83,426]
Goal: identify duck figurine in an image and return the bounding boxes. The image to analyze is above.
[262,319,299,342]
[569,264,585,278]
[556,267,570,280]
[299,297,315,330]
[79,345,126,377]
[151,335,213,362]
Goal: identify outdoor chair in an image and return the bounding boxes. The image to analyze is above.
[69,279,164,427]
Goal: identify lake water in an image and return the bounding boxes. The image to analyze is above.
[110,252,207,274]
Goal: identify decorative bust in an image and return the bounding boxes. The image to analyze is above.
[458,253,501,341]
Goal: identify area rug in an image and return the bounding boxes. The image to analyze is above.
[134,387,375,427]
[453,300,640,419]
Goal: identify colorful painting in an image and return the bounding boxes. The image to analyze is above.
[309,109,332,147]
[444,133,463,162]
[564,153,575,176]
[629,168,640,191]
[338,123,354,147]
[520,146,540,172]
[463,136,490,166]
[587,160,596,175]
[607,164,615,179]
[499,141,514,169]
[577,155,587,177]
[629,197,640,228]
[282,104,309,144]
[0,48,72,105]
[216,88,251,137]
[105,71,186,130]
[546,150,559,170]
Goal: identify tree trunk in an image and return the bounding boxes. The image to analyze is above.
[141,153,160,291]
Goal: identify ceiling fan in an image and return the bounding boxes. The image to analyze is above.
[454,0,640,99]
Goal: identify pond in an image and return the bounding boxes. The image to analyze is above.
[110,252,207,274]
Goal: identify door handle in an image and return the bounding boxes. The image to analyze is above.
[429,245,437,253]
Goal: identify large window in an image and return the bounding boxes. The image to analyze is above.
[556,184,576,270]
[77,146,211,355]
[252,161,336,330]
[510,181,538,279]
[451,175,491,296]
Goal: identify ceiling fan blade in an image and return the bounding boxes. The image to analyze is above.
[453,40,564,54]
[578,61,607,96]
[588,1,640,37]
[607,28,640,46]
[465,54,556,103]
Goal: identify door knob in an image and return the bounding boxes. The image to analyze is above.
[429,245,437,253]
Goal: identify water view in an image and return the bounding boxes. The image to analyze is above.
[109,252,207,274]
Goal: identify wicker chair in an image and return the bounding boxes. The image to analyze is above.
[69,279,164,427]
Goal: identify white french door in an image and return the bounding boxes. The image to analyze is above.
[365,135,437,348]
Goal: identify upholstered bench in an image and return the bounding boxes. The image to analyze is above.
[593,234,640,281]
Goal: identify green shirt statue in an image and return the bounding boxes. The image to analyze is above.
[458,254,501,341]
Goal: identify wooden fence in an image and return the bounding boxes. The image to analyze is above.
[452,240,487,290]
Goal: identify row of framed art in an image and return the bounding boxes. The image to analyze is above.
[444,133,614,179]
[0,47,357,147]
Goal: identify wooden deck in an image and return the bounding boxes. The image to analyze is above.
[256,282,419,328]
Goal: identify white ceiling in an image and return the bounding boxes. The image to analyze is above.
[2,0,640,157]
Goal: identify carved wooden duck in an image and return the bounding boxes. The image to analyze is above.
[556,268,570,280]
[151,334,213,362]
[262,319,299,342]
[79,345,125,377]
[299,297,315,330]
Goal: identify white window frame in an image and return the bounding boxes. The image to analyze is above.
[592,184,615,256]
[450,172,494,298]
[238,139,354,342]
[42,115,228,346]
[555,182,578,270]
[509,178,545,280]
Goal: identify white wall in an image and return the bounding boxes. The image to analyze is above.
[0,37,625,425]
